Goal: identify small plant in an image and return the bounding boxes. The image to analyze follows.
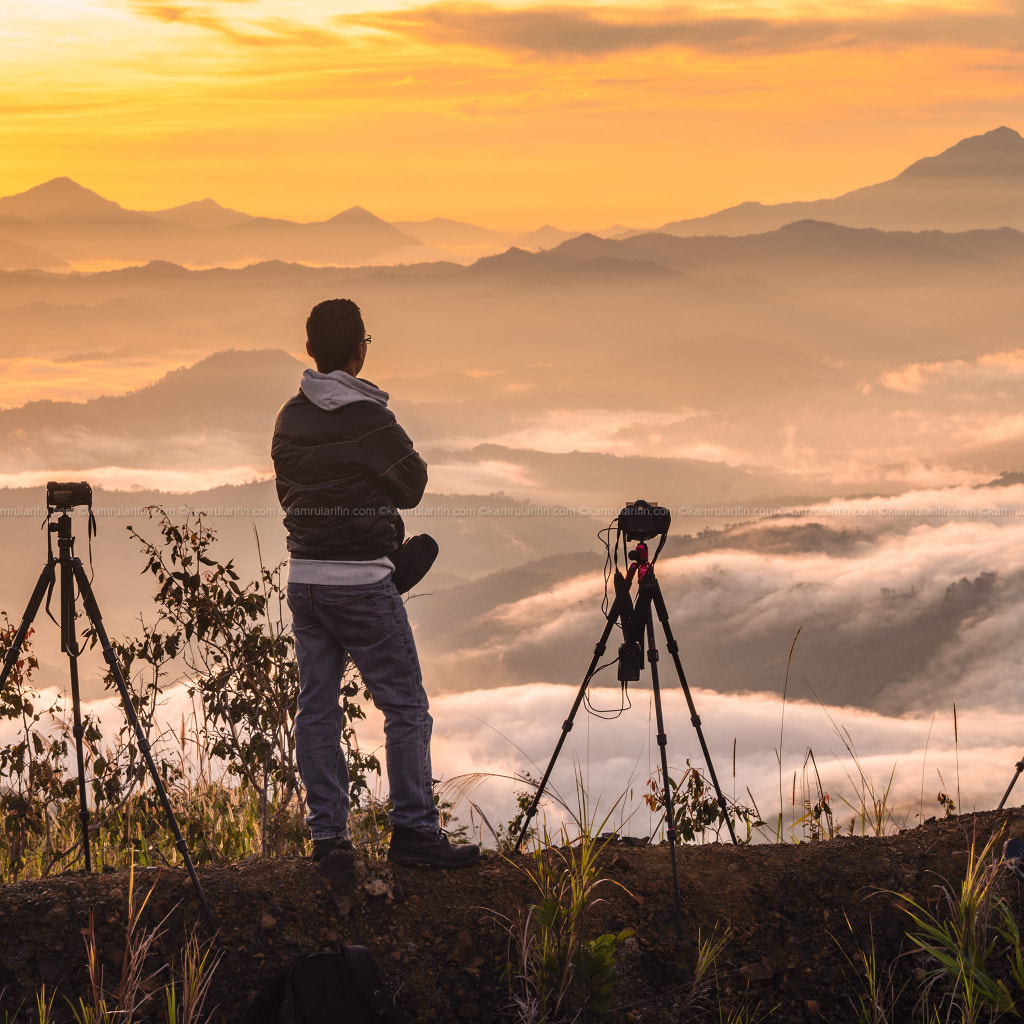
[644,762,763,845]
[34,986,55,1024]
[490,781,635,1023]
[65,863,220,1024]
[0,618,89,878]
[163,930,222,1024]
[108,509,306,857]
[893,835,1022,1023]
[832,914,908,1024]
[790,747,835,842]
[504,831,633,1022]
[493,778,541,852]
[69,865,165,1024]
[682,925,731,1018]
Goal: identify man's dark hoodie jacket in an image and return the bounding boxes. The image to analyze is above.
[272,370,427,562]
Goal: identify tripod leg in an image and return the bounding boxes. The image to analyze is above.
[61,554,92,873]
[998,759,1024,811]
[513,604,626,854]
[0,562,55,692]
[649,576,738,845]
[72,558,218,936]
[645,615,684,939]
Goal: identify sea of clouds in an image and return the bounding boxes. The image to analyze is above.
[4,676,1018,848]
[5,482,1024,845]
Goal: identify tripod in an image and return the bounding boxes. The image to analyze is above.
[0,502,216,935]
[997,757,1024,811]
[513,524,737,939]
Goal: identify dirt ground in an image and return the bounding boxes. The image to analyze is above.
[2,808,1024,1023]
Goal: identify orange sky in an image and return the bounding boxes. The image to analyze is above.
[3,0,1023,228]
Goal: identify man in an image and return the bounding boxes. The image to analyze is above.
[272,298,479,868]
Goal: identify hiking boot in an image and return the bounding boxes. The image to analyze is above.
[387,827,481,868]
[311,835,354,862]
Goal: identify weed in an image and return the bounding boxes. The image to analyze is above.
[33,988,55,1024]
[503,831,634,1022]
[893,835,1021,1023]
[684,925,731,1017]
[61,862,220,1024]
[791,747,835,842]
[163,930,222,1024]
[774,628,802,842]
[69,865,166,1024]
[644,762,763,845]
[489,781,635,1023]
[833,914,908,1024]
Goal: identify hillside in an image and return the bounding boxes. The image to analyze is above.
[1,809,1023,1022]
[656,126,1024,236]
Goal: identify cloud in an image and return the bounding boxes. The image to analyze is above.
[880,349,1024,394]
[131,3,343,47]
[437,408,703,457]
[0,463,271,493]
[343,2,1024,59]
[411,484,1024,718]
[7,680,1013,843]
[427,459,538,495]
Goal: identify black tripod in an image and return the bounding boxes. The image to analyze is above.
[513,506,736,939]
[0,496,216,935]
[997,757,1024,810]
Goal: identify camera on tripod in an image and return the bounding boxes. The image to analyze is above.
[0,483,216,932]
[47,481,92,511]
[618,499,671,540]
[515,495,737,935]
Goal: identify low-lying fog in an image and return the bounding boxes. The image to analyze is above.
[2,217,1023,831]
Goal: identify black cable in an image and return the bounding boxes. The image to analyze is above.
[86,503,97,584]
[598,520,617,616]
[583,675,632,719]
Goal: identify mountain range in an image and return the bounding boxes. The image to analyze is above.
[653,126,1024,237]
[0,179,423,268]
[0,127,1020,271]
[1,121,1024,716]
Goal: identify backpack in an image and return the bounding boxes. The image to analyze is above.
[243,947,410,1024]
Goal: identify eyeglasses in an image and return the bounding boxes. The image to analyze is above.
[363,335,372,345]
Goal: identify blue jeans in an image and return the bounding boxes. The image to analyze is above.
[287,578,439,840]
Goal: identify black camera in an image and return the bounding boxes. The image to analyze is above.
[47,481,93,510]
[618,499,671,541]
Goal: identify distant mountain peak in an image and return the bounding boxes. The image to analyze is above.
[0,177,137,221]
[149,196,252,228]
[898,126,1024,180]
[323,206,421,246]
[329,205,383,224]
[33,176,90,194]
[15,177,115,204]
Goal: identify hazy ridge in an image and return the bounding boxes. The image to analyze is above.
[1,126,1021,270]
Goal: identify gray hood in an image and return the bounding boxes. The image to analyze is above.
[300,369,390,411]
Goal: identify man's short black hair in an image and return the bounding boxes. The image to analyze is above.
[306,298,365,372]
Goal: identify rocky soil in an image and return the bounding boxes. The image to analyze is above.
[2,808,1024,1023]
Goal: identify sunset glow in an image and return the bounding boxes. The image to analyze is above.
[3,0,1022,225]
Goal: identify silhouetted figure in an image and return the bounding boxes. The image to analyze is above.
[272,298,479,868]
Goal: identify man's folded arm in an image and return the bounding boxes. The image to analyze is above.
[363,417,428,509]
